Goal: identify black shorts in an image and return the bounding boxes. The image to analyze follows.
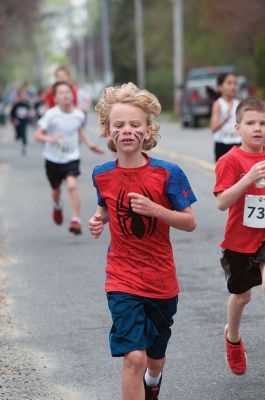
[45,159,80,189]
[220,243,265,294]
[215,142,240,162]
[15,124,27,144]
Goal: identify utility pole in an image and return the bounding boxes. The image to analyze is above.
[68,0,77,79]
[172,0,184,116]
[78,36,86,83]
[35,32,45,87]
[86,0,96,83]
[134,0,145,88]
[100,0,113,85]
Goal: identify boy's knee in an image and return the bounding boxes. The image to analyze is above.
[234,291,251,306]
[124,350,147,373]
[147,356,165,372]
[67,180,77,192]
[67,185,76,193]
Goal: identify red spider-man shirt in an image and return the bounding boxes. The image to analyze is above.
[92,154,197,299]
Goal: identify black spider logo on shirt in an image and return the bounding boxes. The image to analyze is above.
[116,186,157,239]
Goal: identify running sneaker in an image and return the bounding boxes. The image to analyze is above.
[224,325,247,375]
[53,206,63,225]
[69,219,82,235]
[144,374,162,400]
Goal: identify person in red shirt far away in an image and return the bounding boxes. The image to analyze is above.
[88,82,197,400]
[45,65,78,109]
[214,97,265,376]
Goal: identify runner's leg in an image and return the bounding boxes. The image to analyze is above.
[260,263,265,294]
[226,290,251,342]
[52,187,61,206]
[122,350,146,400]
[66,176,80,219]
[146,356,165,379]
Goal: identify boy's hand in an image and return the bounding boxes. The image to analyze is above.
[245,161,265,185]
[89,144,105,154]
[49,133,63,143]
[88,214,104,238]
[128,192,159,217]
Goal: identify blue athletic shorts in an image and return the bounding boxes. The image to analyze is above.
[106,292,178,360]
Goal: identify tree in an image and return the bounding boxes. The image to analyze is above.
[110,0,173,109]
[254,35,265,97]
[204,0,265,77]
[109,0,265,108]
[0,0,41,91]
[110,0,136,84]
[0,0,41,58]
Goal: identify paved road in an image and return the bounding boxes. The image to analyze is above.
[0,115,264,400]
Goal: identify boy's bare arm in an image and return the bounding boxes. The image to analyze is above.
[128,193,196,232]
[216,160,265,211]
[78,128,104,154]
[35,126,62,143]
[88,206,109,239]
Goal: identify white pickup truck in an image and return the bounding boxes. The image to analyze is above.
[180,66,250,128]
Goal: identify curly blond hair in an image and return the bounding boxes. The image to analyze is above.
[95,82,161,152]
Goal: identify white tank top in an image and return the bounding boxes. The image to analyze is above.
[213,97,241,144]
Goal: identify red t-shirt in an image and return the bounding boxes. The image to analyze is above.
[214,146,265,253]
[45,85,78,108]
[93,154,197,299]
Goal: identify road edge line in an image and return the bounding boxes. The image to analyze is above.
[151,146,215,173]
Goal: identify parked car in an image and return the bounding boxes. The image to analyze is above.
[180,66,251,128]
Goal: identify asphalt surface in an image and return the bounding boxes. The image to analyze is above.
[0,114,264,400]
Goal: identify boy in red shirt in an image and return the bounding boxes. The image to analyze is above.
[214,97,265,376]
[88,82,197,399]
[45,66,78,109]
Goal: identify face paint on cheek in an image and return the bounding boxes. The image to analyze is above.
[134,131,144,143]
[112,130,120,143]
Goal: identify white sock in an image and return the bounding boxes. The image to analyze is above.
[53,201,62,210]
[71,216,81,223]
[144,370,161,387]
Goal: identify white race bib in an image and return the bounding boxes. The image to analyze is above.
[51,140,75,159]
[243,195,265,228]
[17,106,28,119]
[222,131,241,144]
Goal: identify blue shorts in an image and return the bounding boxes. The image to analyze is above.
[107,292,178,360]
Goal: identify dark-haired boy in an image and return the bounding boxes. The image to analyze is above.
[214,97,265,375]
[10,86,30,155]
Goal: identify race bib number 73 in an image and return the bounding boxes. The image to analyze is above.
[243,195,265,228]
